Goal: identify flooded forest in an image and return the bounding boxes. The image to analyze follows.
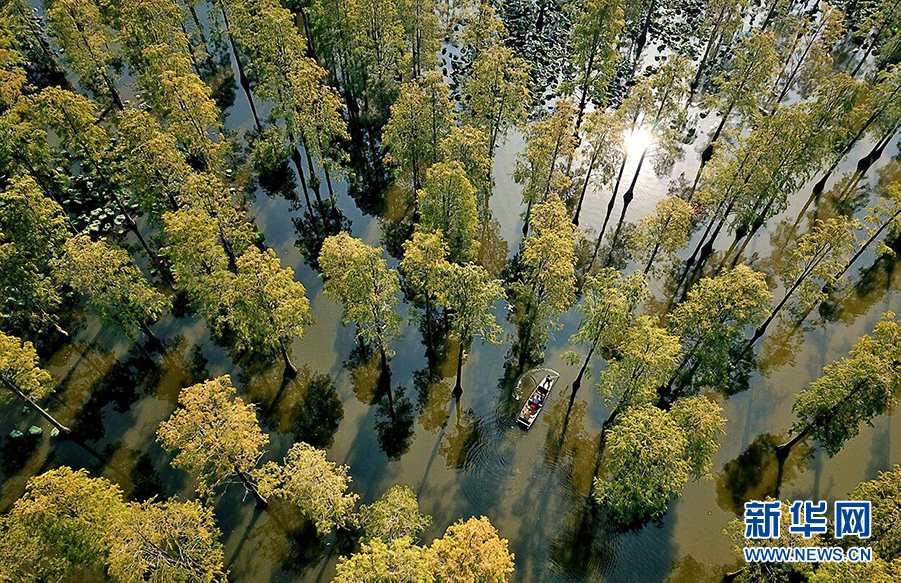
[0,0,900,580]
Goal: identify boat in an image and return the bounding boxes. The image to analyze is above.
[516,372,558,429]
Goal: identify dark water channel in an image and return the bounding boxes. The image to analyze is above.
[2,2,901,581]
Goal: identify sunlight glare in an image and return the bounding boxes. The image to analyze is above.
[623,127,654,157]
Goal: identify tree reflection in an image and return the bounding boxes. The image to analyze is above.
[374,387,415,460]
[413,367,452,433]
[440,405,485,471]
[715,432,813,516]
[293,201,351,270]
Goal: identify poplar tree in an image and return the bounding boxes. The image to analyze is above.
[416,161,480,264]
[334,537,434,582]
[115,108,192,223]
[53,235,170,343]
[779,312,901,457]
[510,196,579,365]
[462,42,530,160]
[109,500,227,583]
[179,173,254,264]
[436,262,504,397]
[564,0,624,129]
[439,124,492,205]
[565,269,648,393]
[225,246,312,376]
[430,516,515,582]
[0,467,123,579]
[46,0,123,109]
[383,72,453,191]
[835,181,901,281]
[157,375,270,506]
[514,99,577,234]
[319,232,401,366]
[358,485,432,543]
[629,196,694,274]
[398,0,440,79]
[667,266,771,397]
[400,230,450,355]
[690,0,749,96]
[0,330,69,433]
[255,442,358,533]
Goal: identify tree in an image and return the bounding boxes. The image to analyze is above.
[514,99,577,235]
[510,196,579,366]
[46,0,123,108]
[401,230,450,356]
[669,395,726,480]
[108,500,226,583]
[850,0,901,77]
[436,262,504,397]
[0,330,69,433]
[27,87,156,259]
[629,196,694,274]
[115,109,192,223]
[398,0,440,79]
[767,6,844,109]
[696,30,779,177]
[835,180,901,281]
[0,175,69,337]
[564,0,624,129]
[320,232,401,366]
[334,537,435,583]
[430,516,515,582]
[179,173,254,265]
[595,316,681,433]
[255,442,358,533]
[738,216,859,360]
[358,484,432,543]
[383,72,453,191]
[157,375,270,506]
[846,465,901,560]
[565,269,648,393]
[416,161,480,264]
[225,246,312,376]
[440,124,492,204]
[667,266,771,397]
[689,0,749,97]
[54,235,170,343]
[0,467,124,579]
[462,43,530,160]
[779,312,901,457]
[594,405,690,523]
[571,109,624,227]
[162,208,232,328]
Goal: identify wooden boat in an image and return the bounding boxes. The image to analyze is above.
[516,372,558,429]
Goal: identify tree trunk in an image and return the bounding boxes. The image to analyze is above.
[571,343,596,393]
[221,8,263,132]
[775,426,809,459]
[236,469,268,507]
[3,379,70,434]
[453,340,464,398]
[280,341,297,378]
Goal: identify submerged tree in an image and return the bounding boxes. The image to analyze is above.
[564,0,624,130]
[255,442,358,533]
[667,266,771,398]
[514,99,578,234]
[510,196,579,366]
[333,537,434,582]
[778,312,901,458]
[400,230,450,357]
[416,161,480,264]
[225,247,312,376]
[320,233,401,366]
[628,196,695,274]
[436,262,505,397]
[0,330,69,433]
[571,109,624,227]
[566,269,648,393]
[54,236,170,343]
[109,500,226,583]
[157,375,270,506]
[46,0,123,108]
[430,516,515,582]
[358,484,433,543]
[0,467,123,579]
